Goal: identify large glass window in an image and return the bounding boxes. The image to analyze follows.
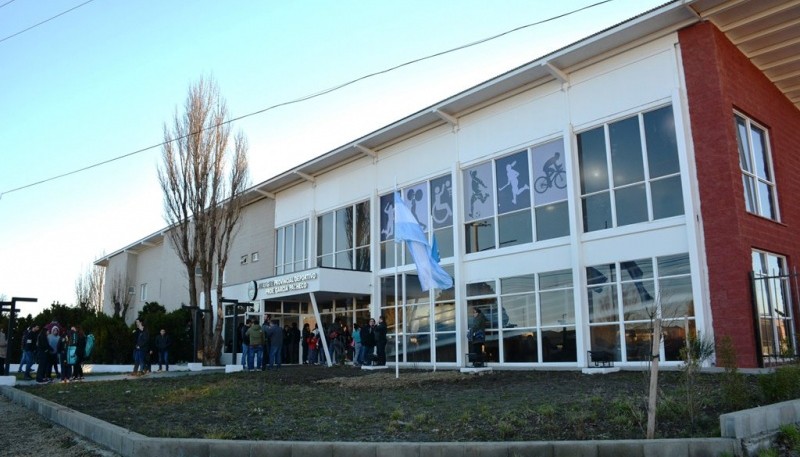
[752,250,795,363]
[577,105,683,233]
[317,201,370,271]
[275,220,308,275]
[380,266,457,364]
[381,175,454,269]
[587,253,694,363]
[736,114,778,220]
[464,138,569,254]
[466,269,576,364]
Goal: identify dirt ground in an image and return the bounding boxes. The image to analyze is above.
[0,395,119,457]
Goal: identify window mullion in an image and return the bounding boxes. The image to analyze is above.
[604,124,617,228]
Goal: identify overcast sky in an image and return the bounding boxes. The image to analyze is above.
[0,0,668,316]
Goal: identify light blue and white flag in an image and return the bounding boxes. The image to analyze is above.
[394,191,454,291]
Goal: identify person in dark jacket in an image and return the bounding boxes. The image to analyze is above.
[69,325,86,381]
[301,323,311,364]
[35,326,52,384]
[265,320,283,369]
[21,324,39,380]
[361,318,376,366]
[132,319,150,376]
[155,328,172,372]
[375,315,388,366]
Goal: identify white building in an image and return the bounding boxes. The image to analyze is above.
[97,0,800,369]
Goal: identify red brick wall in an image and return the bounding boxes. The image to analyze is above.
[680,22,800,367]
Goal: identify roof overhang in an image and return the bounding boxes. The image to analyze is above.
[689,0,800,111]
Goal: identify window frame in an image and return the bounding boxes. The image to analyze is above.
[275,219,308,275]
[463,138,569,255]
[317,200,370,271]
[577,104,683,233]
[735,112,779,221]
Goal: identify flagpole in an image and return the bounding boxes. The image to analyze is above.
[394,185,400,379]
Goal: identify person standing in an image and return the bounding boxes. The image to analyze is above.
[155,329,172,372]
[260,316,271,371]
[246,319,264,371]
[35,325,52,384]
[265,320,283,369]
[375,316,388,366]
[238,321,249,369]
[0,328,7,375]
[352,323,363,367]
[288,322,301,364]
[47,326,60,379]
[132,319,150,376]
[361,318,376,366]
[300,323,311,364]
[20,324,38,380]
[469,307,488,367]
[69,325,86,381]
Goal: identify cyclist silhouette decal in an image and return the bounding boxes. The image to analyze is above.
[534,152,566,194]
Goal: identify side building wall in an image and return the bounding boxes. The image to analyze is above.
[680,22,800,367]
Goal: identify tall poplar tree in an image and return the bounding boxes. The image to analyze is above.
[158,76,249,365]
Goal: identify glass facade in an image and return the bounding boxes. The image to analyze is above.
[578,105,683,233]
[463,138,569,254]
[587,253,694,363]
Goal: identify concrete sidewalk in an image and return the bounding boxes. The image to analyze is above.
[0,366,741,457]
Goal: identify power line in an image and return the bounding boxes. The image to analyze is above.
[0,0,613,200]
[0,0,96,44]
[0,0,19,10]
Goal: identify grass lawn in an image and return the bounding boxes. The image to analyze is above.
[22,365,765,442]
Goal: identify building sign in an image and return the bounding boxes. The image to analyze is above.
[259,272,318,296]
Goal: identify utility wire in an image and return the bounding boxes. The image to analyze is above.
[0,0,612,200]
[0,0,19,10]
[0,0,96,44]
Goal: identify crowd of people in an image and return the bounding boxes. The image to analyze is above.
[236,315,389,370]
[3,313,410,379]
[12,321,89,384]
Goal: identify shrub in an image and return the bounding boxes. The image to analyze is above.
[759,364,800,403]
[717,335,749,410]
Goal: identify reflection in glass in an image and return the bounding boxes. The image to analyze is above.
[609,115,644,187]
[589,325,620,361]
[578,126,609,194]
[588,284,618,323]
[498,210,532,248]
[651,176,684,219]
[501,275,535,294]
[657,254,690,277]
[540,289,574,326]
[503,329,538,363]
[614,184,648,226]
[624,323,653,361]
[582,192,612,232]
[465,218,495,253]
[542,327,577,362]
[501,294,535,329]
[540,269,573,289]
[644,105,679,178]
[535,202,569,241]
[659,276,694,319]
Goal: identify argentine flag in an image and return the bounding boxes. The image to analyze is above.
[394,192,454,291]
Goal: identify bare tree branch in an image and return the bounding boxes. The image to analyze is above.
[158,76,250,365]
